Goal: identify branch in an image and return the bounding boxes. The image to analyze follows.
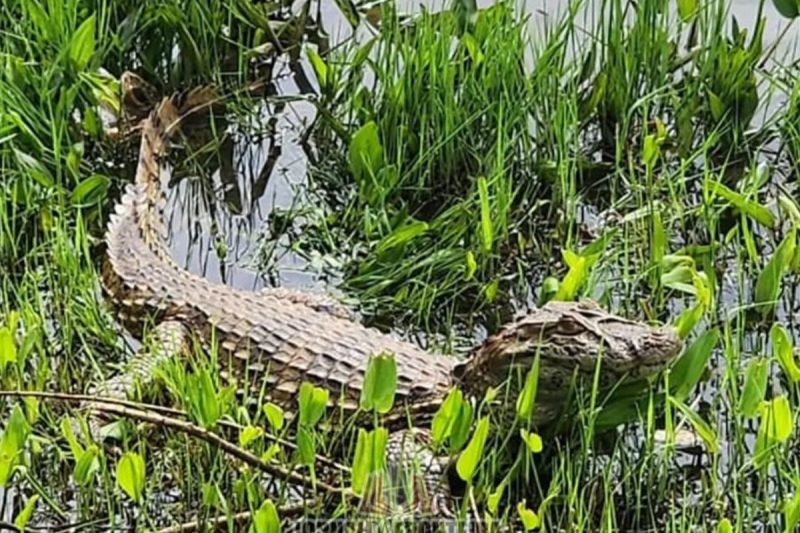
[0,391,347,496]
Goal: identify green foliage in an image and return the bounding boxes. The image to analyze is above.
[303,2,538,325]
[772,323,800,382]
[785,489,800,533]
[250,500,280,533]
[4,0,800,529]
[755,229,797,316]
[186,368,223,428]
[297,382,329,427]
[517,501,541,531]
[431,388,470,447]
[350,427,388,495]
[738,358,768,418]
[516,354,540,421]
[360,352,397,414]
[116,451,146,503]
[456,416,489,482]
[670,329,718,400]
[670,397,720,454]
[262,403,285,431]
[0,405,29,486]
[754,396,794,467]
[13,494,39,531]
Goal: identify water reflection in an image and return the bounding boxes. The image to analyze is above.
[165,57,320,291]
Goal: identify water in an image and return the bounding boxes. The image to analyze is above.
[164,0,798,299]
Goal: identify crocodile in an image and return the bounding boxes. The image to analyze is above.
[95,81,683,516]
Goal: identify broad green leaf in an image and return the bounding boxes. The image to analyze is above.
[739,358,769,417]
[555,249,599,301]
[674,301,706,339]
[465,251,477,281]
[73,445,101,485]
[516,354,540,421]
[351,428,370,495]
[360,353,397,414]
[487,482,506,515]
[520,429,543,454]
[661,263,703,295]
[761,395,793,443]
[298,383,329,427]
[717,518,733,533]
[779,194,800,226]
[448,401,474,453]
[0,327,16,367]
[261,443,281,463]
[296,427,316,465]
[670,329,718,400]
[0,405,28,485]
[5,312,18,337]
[1,405,29,458]
[13,149,53,188]
[461,33,485,64]
[71,174,110,207]
[375,221,428,256]
[670,398,719,454]
[263,403,285,431]
[60,417,84,459]
[456,417,489,482]
[13,494,38,531]
[483,278,500,303]
[785,491,800,532]
[69,16,96,70]
[669,270,711,338]
[116,451,145,503]
[706,180,776,228]
[66,142,83,176]
[774,0,800,18]
[677,0,698,21]
[517,501,541,531]
[477,176,494,252]
[351,427,387,495]
[755,229,796,315]
[251,499,280,533]
[771,323,800,382]
[642,134,659,168]
[348,122,384,184]
[21,0,49,37]
[538,277,559,306]
[371,427,388,471]
[306,48,328,88]
[239,426,264,448]
[201,482,223,510]
[431,388,464,444]
[0,457,12,487]
[708,90,725,121]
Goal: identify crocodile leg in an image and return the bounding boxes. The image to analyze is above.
[84,321,190,433]
[360,429,454,522]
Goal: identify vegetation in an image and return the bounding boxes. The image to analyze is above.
[1,0,800,530]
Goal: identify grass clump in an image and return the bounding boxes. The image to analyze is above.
[297,2,542,329]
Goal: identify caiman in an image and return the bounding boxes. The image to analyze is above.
[93,77,683,516]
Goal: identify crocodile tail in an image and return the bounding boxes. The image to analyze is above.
[131,86,222,255]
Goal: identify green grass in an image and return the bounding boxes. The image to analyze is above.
[2,0,800,530]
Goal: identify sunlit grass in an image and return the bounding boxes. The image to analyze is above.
[1,0,800,530]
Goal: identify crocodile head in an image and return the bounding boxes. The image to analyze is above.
[454,300,683,423]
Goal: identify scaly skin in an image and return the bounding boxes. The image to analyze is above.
[95,83,683,519]
[100,88,683,424]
